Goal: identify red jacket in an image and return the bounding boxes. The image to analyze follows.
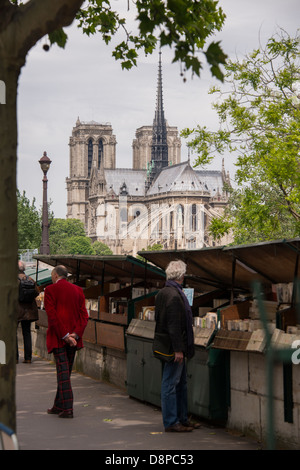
[44,278,89,353]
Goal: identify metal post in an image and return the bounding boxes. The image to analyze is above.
[39,151,52,255]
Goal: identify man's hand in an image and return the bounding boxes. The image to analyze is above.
[64,335,77,347]
[174,352,184,363]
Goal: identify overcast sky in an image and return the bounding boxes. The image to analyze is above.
[17,0,299,219]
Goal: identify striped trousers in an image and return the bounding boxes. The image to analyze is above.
[52,345,76,412]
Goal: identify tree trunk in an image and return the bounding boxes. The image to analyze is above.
[0,0,85,432]
[0,58,21,432]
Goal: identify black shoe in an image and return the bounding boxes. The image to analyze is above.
[181,420,201,429]
[58,410,73,419]
[47,407,61,415]
[165,423,193,432]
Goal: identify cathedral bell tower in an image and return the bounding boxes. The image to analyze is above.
[66,118,116,226]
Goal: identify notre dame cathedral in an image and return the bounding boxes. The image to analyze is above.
[66,53,231,256]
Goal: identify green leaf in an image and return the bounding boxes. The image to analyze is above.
[76,0,227,81]
[48,29,68,48]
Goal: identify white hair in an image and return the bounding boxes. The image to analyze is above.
[165,260,187,281]
[18,260,26,272]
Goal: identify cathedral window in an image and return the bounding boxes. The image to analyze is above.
[98,139,103,169]
[177,204,184,227]
[88,139,93,177]
[191,204,197,231]
[187,237,196,249]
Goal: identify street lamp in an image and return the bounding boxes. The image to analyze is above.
[39,151,52,255]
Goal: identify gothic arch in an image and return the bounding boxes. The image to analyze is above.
[191,203,197,231]
[176,204,184,227]
[87,138,94,177]
[98,138,103,169]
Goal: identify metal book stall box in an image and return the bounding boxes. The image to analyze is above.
[33,254,165,356]
[126,318,162,407]
[140,238,300,425]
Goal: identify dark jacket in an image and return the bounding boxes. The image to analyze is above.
[17,273,39,322]
[154,284,187,354]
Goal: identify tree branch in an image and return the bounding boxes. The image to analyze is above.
[1,0,84,65]
[279,183,300,221]
[0,0,13,8]
[0,1,18,34]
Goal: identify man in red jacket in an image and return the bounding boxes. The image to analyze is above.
[44,265,89,418]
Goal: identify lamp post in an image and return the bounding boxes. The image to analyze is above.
[39,151,52,255]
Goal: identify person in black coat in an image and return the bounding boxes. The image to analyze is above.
[17,260,39,363]
[154,259,199,432]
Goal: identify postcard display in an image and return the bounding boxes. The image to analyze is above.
[82,279,160,351]
[191,282,300,354]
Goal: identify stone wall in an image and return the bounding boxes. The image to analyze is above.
[18,323,127,391]
[228,351,300,449]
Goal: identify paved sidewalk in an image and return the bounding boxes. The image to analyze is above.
[16,355,261,451]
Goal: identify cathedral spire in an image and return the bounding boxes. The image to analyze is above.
[146,50,168,189]
[154,50,165,130]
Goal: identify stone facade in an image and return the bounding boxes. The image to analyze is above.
[132,124,181,170]
[66,118,117,227]
[66,58,232,256]
[66,121,231,256]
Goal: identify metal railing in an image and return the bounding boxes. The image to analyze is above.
[18,249,38,264]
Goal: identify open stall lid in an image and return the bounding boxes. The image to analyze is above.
[139,238,300,293]
[33,254,165,286]
[224,238,300,285]
[25,267,52,286]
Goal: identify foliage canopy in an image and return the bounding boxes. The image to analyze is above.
[74,0,227,80]
[17,190,41,250]
[182,29,300,244]
[49,218,113,255]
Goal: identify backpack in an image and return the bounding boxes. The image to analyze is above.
[18,275,37,303]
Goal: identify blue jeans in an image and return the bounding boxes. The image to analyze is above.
[161,360,188,428]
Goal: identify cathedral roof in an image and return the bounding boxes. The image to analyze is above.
[104,168,146,197]
[102,161,226,198]
[195,169,226,195]
[146,161,224,196]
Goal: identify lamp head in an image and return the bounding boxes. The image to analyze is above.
[39,151,52,173]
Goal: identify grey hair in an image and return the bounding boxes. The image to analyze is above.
[18,260,26,272]
[165,260,187,281]
[53,265,68,278]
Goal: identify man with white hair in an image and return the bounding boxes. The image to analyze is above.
[154,259,198,432]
